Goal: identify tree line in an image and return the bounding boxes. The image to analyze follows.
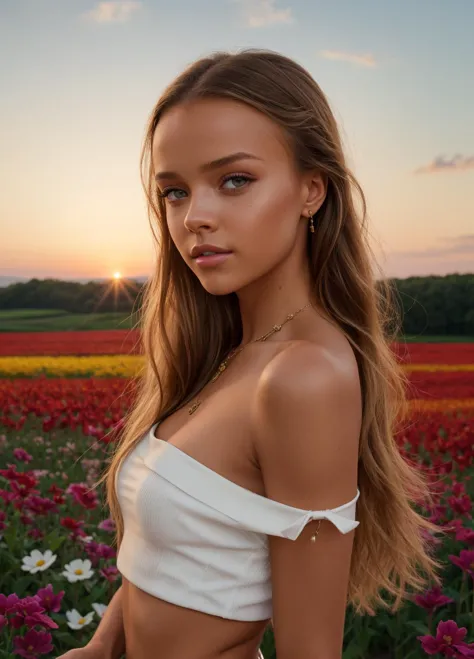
[0,274,473,336]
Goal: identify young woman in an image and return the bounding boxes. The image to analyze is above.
[60,49,443,659]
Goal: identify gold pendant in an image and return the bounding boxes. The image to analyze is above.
[210,363,227,383]
[188,400,201,415]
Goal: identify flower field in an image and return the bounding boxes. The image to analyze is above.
[0,331,474,658]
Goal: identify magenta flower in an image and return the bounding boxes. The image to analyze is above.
[13,629,53,658]
[456,527,474,545]
[27,528,44,540]
[449,550,474,579]
[0,613,7,631]
[414,585,454,611]
[97,542,116,560]
[98,518,116,532]
[100,565,119,582]
[13,448,33,463]
[0,593,20,614]
[35,584,64,614]
[448,494,473,518]
[24,495,57,515]
[418,620,474,656]
[9,596,58,630]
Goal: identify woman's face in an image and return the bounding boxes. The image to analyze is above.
[152,97,319,296]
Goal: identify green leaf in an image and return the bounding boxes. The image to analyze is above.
[3,516,19,553]
[405,619,430,635]
[14,574,35,597]
[44,528,67,552]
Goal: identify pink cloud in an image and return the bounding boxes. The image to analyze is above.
[319,50,376,68]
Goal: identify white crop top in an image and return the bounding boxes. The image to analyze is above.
[116,422,360,621]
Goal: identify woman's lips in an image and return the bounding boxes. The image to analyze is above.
[194,252,233,267]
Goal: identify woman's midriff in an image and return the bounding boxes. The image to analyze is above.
[122,579,269,659]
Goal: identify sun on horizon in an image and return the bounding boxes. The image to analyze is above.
[113,272,121,280]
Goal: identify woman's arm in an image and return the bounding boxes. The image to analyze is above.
[57,586,125,659]
[87,585,125,658]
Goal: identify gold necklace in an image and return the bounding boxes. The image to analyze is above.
[188,302,313,415]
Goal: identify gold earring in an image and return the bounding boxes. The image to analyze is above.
[308,210,315,233]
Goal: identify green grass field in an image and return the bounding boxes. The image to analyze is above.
[0,309,138,332]
[0,309,473,340]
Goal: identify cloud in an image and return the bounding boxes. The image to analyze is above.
[82,1,141,24]
[381,235,474,277]
[232,0,294,28]
[395,235,474,259]
[319,50,377,68]
[414,155,474,174]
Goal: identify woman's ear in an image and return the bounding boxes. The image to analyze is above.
[302,170,327,217]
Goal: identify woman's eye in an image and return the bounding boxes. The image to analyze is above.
[222,175,251,190]
[160,188,187,201]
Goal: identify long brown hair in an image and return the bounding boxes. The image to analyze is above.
[103,49,444,615]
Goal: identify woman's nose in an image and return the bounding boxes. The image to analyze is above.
[183,202,219,233]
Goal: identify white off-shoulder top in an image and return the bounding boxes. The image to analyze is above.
[116,422,360,621]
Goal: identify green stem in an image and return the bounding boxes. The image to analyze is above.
[457,573,468,616]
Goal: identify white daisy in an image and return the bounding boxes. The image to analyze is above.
[21,549,57,573]
[62,558,94,582]
[92,603,108,618]
[66,609,95,630]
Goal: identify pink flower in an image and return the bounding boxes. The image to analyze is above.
[13,448,33,463]
[414,585,454,611]
[13,629,53,658]
[35,584,64,614]
[449,550,474,579]
[100,565,119,582]
[98,518,116,532]
[418,619,474,656]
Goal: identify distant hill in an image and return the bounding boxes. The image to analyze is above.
[0,275,149,287]
[0,273,473,337]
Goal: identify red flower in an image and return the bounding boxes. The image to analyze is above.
[60,517,84,532]
[67,482,99,510]
[13,629,53,658]
[23,495,57,516]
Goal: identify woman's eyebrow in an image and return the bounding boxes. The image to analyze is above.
[154,151,262,182]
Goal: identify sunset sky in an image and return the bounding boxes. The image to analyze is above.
[1,0,473,283]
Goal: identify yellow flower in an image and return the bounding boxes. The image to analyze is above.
[0,355,144,377]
